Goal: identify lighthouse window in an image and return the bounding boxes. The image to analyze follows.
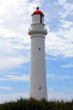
[40,15,42,23]
[40,14,43,23]
[39,47,41,50]
[39,87,41,90]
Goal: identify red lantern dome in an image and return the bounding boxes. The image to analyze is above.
[31,7,44,16]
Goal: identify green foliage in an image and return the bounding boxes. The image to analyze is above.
[0,98,73,110]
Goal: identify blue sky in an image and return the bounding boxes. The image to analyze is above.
[0,0,73,103]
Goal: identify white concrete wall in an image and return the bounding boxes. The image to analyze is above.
[32,14,44,24]
[30,23,45,30]
[29,36,47,100]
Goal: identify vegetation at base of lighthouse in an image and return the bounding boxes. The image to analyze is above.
[0,98,73,110]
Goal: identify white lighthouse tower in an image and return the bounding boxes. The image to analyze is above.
[28,7,47,100]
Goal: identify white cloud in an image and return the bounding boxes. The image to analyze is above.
[61,63,73,68]
[33,0,45,4]
[58,0,67,7]
[0,0,32,70]
[57,27,73,42]
[0,0,31,17]
[45,1,73,58]
[57,0,73,18]
[6,74,29,81]
[0,57,30,70]
[60,20,73,28]
[9,72,18,75]
[46,57,57,60]
[0,0,42,71]
[46,26,73,57]
[58,0,66,3]
[58,11,69,18]
[63,3,73,11]
[0,93,28,104]
[48,92,73,101]
[0,74,29,81]
[0,86,12,91]
[0,92,73,103]
[0,34,30,70]
[48,87,54,92]
[47,73,72,79]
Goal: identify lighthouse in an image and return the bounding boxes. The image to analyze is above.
[28,7,47,100]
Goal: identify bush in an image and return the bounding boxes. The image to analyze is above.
[0,98,73,110]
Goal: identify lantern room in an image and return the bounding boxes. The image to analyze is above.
[31,7,44,24]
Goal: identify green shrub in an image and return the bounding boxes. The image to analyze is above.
[0,98,73,110]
